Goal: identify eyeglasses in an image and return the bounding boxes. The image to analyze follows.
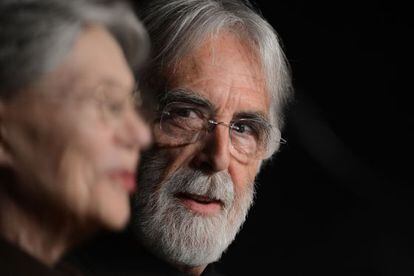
[9,82,144,128]
[156,102,285,162]
[91,84,143,123]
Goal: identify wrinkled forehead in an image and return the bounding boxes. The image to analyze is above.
[24,25,135,99]
[165,32,269,118]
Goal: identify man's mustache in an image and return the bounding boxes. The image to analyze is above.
[164,168,234,210]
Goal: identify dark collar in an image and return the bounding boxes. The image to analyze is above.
[66,230,225,276]
[0,237,81,275]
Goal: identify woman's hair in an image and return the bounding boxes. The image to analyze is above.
[0,0,149,98]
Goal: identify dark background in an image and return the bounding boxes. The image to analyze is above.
[217,1,414,275]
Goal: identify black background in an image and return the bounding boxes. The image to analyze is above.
[216,1,414,275]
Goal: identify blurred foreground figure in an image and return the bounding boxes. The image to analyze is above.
[72,0,292,275]
[0,0,150,275]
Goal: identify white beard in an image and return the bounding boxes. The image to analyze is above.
[132,150,255,267]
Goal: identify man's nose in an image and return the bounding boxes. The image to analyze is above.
[191,125,231,173]
[115,110,151,151]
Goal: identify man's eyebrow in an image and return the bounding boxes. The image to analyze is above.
[160,88,214,109]
[160,89,271,126]
[234,111,271,126]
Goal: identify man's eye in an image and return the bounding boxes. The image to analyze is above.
[232,122,253,134]
[171,108,200,119]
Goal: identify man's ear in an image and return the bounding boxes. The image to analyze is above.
[0,102,14,167]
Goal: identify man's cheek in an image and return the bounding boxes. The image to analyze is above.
[152,148,188,180]
[229,163,255,184]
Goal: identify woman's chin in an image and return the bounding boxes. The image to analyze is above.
[83,180,132,231]
[99,197,131,231]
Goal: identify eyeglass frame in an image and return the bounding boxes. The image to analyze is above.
[156,100,287,161]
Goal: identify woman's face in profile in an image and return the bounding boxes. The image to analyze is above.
[0,26,149,230]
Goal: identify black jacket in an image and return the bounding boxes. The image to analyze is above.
[0,237,82,276]
[67,230,225,276]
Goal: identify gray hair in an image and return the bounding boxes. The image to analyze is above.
[137,0,293,157]
[0,0,149,98]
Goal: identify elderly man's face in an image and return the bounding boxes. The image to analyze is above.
[136,32,269,267]
[0,25,149,230]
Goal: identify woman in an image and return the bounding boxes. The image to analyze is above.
[0,0,150,274]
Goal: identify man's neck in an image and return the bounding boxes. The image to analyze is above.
[176,263,207,276]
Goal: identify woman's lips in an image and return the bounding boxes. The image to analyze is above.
[175,193,223,216]
[109,170,136,193]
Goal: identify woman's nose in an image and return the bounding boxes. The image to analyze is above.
[116,109,152,151]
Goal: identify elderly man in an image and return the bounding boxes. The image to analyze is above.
[70,0,292,275]
[0,0,149,274]
[132,0,292,274]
